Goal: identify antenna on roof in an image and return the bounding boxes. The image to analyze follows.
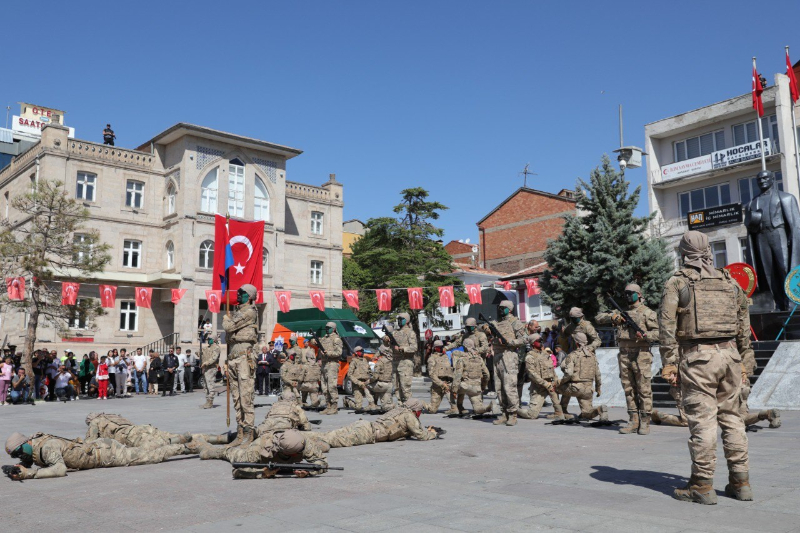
[519,163,537,188]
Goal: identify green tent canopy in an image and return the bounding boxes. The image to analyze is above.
[277,308,377,339]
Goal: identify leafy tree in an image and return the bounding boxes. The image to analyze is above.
[0,180,111,382]
[540,156,673,319]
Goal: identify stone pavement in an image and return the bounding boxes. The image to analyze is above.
[0,392,797,532]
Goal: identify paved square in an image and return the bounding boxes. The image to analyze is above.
[0,394,796,532]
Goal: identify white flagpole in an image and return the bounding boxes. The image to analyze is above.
[788,46,800,193]
[754,57,767,171]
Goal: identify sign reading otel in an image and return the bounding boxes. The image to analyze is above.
[660,138,772,182]
[687,203,743,229]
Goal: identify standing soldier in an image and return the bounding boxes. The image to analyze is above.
[425,340,454,414]
[659,231,752,505]
[369,338,394,412]
[298,340,321,409]
[200,337,221,410]
[557,307,601,355]
[279,350,303,400]
[222,284,259,447]
[596,283,659,435]
[518,334,564,421]
[390,313,417,403]
[558,332,608,423]
[342,346,375,412]
[444,317,489,414]
[488,300,527,426]
[319,322,343,415]
[452,339,494,416]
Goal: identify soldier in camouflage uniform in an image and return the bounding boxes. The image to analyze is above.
[4,431,191,480]
[659,230,752,505]
[316,398,438,448]
[453,339,494,415]
[85,412,230,449]
[223,284,259,446]
[557,307,602,355]
[200,337,221,409]
[256,392,312,435]
[279,345,304,400]
[444,317,489,414]
[651,385,689,427]
[390,313,418,403]
[425,340,454,414]
[739,349,780,428]
[558,332,608,422]
[197,429,329,479]
[298,340,322,409]
[518,334,564,421]
[319,322,343,414]
[342,346,376,411]
[368,339,394,412]
[488,300,527,426]
[596,283,660,435]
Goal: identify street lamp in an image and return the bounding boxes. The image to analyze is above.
[613,104,646,172]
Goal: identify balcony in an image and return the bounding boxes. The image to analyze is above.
[68,140,155,170]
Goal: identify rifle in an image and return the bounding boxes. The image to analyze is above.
[232,462,343,471]
[225,363,231,427]
[2,465,21,480]
[477,313,510,345]
[382,325,399,348]
[311,331,328,357]
[606,294,648,340]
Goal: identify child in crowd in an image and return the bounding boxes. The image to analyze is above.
[97,356,109,400]
[0,357,13,405]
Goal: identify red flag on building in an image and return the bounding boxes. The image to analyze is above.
[212,214,265,301]
[787,48,799,103]
[61,282,79,305]
[438,285,455,307]
[275,291,292,313]
[6,277,24,300]
[205,289,222,313]
[752,61,764,117]
[99,285,117,308]
[466,284,482,304]
[309,290,326,311]
[171,288,187,305]
[376,289,392,312]
[407,287,424,310]
[135,287,152,308]
[342,290,359,310]
[501,281,511,291]
[525,278,540,295]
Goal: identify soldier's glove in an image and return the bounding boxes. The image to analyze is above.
[661,364,678,384]
[595,387,602,397]
[612,313,625,326]
[294,470,310,478]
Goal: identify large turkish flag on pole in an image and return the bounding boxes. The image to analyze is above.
[752,61,764,117]
[61,282,79,305]
[213,214,264,301]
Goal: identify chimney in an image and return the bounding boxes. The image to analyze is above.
[329,173,336,182]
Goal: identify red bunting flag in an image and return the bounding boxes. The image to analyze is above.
[309,290,326,311]
[525,278,540,295]
[376,289,392,312]
[438,285,455,307]
[466,284,482,304]
[752,60,764,117]
[61,282,79,306]
[787,47,799,103]
[99,285,117,308]
[205,289,222,313]
[135,287,152,308]
[6,277,24,300]
[275,291,292,313]
[501,281,511,291]
[407,287,424,310]
[171,288,187,304]
[255,291,264,304]
[342,290,359,310]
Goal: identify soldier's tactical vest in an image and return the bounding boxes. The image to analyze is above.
[282,363,304,382]
[320,334,341,362]
[431,355,453,380]
[527,351,555,381]
[229,304,258,343]
[373,358,393,381]
[97,414,133,437]
[201,345,220,367]
[492,317,521,348]
[575,349,597,382]
[617,305,652,341]
[349,358,371,381]
[267,401,301,424]
[374,408,412,440]
[303,362,321,382]
[461,356,484,381]
[31,433,81,466]
[676,270,738,341]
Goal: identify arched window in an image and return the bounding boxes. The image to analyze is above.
[199,240,214,268]
[166,241,175,269]
[254,178,270,222]
[200,168,218,213]
[228,159,245,217]
[166,184,177,215]
[262,248,269,274]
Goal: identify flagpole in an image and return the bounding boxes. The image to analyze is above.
[754,57,767,171]
[788,46,800,194]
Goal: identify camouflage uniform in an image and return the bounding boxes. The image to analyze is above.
[652,385,689,427]
[223,290,259,442]
[518,346,564,420]
[425,349,454,414]
[596,289,659,434]
[453,342,493,415]
[391,316,418,402]
[489,303,527,425]
[298,348,321,408]
[369,348,394,412]
[738,325,781,428]
[319,326,343,414]
[342,351,375,410]
[316,403,437,448]
[200,342,221,409]
[256,396,311,435]
[85,413,229,448]
[444,321,488,413]
[558,339,607,421]
[279,356,303,399]
[557,316,602,354]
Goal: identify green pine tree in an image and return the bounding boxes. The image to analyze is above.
[540,156,673,318]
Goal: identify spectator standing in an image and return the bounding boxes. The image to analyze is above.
[54,365,78,401]
[107,349,117,396]
[202,319,212,342]
[78,355,94,395]
[116,349,129,398]
[45,352,60,401]
[9,367,30,404]
[97,356,109,400]
[255,345,273,395]
[162,348,178,397]
[32,351,44,400]
[0,357,13,405]
[103,123,116,145]
[132,348,148,394]
[184,349,198,392]
[148,350,162,395]
[173,346,186,393]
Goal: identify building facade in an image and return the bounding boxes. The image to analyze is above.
[444,240,478,266]
[342,218,365,257]
[645,73,800,268]
[0,123,343,353]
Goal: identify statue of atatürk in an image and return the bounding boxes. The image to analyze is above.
[744,170,800,311]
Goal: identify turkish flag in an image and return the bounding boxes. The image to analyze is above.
[438,285,455,307]
[255,291,264,304]
[466,284,482,304]
[213,214,264,300]
[787,49,799,103]
[752,63,764,117]
[376,289,392,312]
[407,287,423,310]
[6,277,24,300]
[342,290,359,310]
[171,288,187,304]
[309,290,326,311]
[99,285,117,308]
[501,281,511,291]
[205,289,222,313]
[525,278,540,295]
[61,282,79,305]
[135,287,152,308]
[275,291,292,313]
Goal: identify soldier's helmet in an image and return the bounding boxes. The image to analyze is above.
[353,346,364,355]
[404,398,425,411]
[276,429,305,455]
[499,300,514,310]
[463,338,476,351]
[569,307,584,318]
[240,284,257,301]
[433,340,443,348]
[529,333,541,343]
[572,331,588,346]
[325,321,337,330]
[624,283,642,295]
[397,312,411,323]
[280,391,296,401]
[85,412,103,425]
[5,432,28,455]
[465,317,477,327]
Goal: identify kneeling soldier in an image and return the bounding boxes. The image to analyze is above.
[453,339,494,416]
[558,332,608,423]
[518,334,564,421]
[256,392,312,435]
[342,346,375,411]
[425,340,454,414]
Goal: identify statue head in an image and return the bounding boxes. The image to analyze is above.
[756,170,775,193]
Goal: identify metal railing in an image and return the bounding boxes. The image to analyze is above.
[137,333,179,356]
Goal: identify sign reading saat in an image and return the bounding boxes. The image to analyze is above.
[687,203,743,229]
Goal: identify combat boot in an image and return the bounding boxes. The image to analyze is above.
[202,399,214,409]
[651,410,663,425]
[597,405,609,422]
[239,426,255,447]
[725,472,753,501]
[505,413,517,426]
[638,411,650,435]
[619,410,639,434]
[493,412,508,425]
[444,406,459,415]
[199,445,226,460]
[199,433,231,445]
[226,426,244,448]
[766,409,781,428]
[673,476,717,505]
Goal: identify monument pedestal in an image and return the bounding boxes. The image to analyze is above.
[750,310,800,341]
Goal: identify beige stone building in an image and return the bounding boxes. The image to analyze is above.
[0,123,343,353]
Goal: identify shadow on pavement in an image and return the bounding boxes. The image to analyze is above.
[590,465,687,496]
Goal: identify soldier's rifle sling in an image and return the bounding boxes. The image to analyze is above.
[477,313,510,345]
[232,462,343,470]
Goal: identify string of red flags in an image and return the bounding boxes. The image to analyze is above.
[342,290,359,310]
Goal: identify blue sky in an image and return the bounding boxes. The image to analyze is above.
[4,1,799,243]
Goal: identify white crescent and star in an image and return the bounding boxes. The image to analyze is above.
[103,288,113,302]
[229,236,254,262]
[138,288,149,301]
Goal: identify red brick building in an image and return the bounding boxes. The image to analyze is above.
[477,187,576,274]
[444,240,478,266]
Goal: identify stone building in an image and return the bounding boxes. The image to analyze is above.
[0,123,343,353]
[444,240,478,266]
